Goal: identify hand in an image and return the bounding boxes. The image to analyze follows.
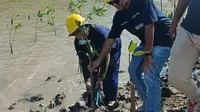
[88,59,101,72]
[95,79,103,89]
[85,78,91,90]
[169,24,177,40]
[96,79,105,98]
[142,55,156,73]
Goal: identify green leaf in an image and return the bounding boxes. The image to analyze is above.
[12,12,16,17]
[71,9,78,14]
[101,12,106,16]
[128,40,137,53]
[93,7,97,11]
[13,23,23,30]
[37,10,42,17]
[77,4,83,9]
[89,16,92,20]
[52,15,55,19]
[46,10,50,15]
[167,13,173,20]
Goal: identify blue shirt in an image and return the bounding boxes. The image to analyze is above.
[181,0,200,35]
[108,0,173,47]
[74,24,121,58]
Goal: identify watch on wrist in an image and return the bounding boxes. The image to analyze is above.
[143,52,152,56]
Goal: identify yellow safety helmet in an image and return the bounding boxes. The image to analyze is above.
[104,0,112,3]
[66,14,86,36]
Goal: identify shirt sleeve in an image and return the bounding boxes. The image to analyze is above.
[141,0,158,25]
[108,13,124,39]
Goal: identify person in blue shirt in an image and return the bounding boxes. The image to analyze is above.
[66,14,122,107]
[168,0,200,111]
[89,0,173,111]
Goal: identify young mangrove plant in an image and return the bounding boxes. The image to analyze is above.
[8,13,23,54]
[68,0,87,14]
[86,4,107,21]
[68,0,107,21]
[34,10,46,42]
[46,6,56,35]
[78,39,99,111]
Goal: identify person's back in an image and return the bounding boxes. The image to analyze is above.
[181,0,200,35]
[74,24,121,55]
[89,25,121,52]
[111,0,172,47]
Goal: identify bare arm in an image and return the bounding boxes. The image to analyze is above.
[99,53,110,80]
[144,23,154,52]
[97,38,116,62]
[172,0,189,26]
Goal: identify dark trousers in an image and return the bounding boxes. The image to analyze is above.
[93,49,121,105]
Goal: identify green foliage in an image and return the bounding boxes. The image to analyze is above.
[46,6,55,25]
[13,23,23,30]
[35,5,57,42]
[46,6,57,35]
[8,13,23,54]
[68,0,87,14]
[37,10,46,21]
[86,5,107,20]
[78,40,99,60]
[68,0,108,22]
[47,15,55,26]
[128,40,151,56]
[164,11,173,20]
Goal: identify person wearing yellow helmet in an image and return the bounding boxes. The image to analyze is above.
[66,14,122,107]
[89,0,173,111]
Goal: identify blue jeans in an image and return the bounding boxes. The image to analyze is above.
[128,46,170,112]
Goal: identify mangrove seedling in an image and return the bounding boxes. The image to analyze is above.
[86,5,107,21]
[34,10,46,42]
[8,13,22,54]
[68,0,87,14]
[46,6,57,35]
[78,39,99,111]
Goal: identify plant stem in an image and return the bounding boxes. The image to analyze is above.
[52,16,56,35]
[53,23,56,35]
[10,29,17,54]
[34,17,39,42]
[89,59,95,112]
[12,29,17,45]
[85,11,95,22]
[8,25,13,54]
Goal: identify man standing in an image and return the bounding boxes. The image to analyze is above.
[168,0,200,111]
[89,0,173,111]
